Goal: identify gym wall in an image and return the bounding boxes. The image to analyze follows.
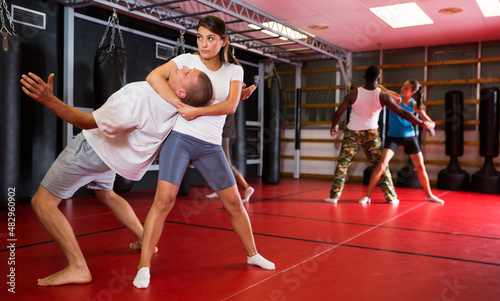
[10,0,260,202]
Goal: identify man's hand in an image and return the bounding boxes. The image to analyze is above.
[240,84,256,101]
[20,73,55,105]
[330,125,339,139]
[20,72,97,129]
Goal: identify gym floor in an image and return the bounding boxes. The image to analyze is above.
[3,177,500,301]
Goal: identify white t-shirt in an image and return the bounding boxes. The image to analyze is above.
[172,53,244,145]
[347,87,383,131]
[83,81,178,181]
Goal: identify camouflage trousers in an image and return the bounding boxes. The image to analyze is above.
[329,128,397,201]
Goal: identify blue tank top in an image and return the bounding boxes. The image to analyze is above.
[388,98,416,137]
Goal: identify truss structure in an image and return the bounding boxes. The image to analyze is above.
[90,0,350,66]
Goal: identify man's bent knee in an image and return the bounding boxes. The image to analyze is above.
[94,189,118,203]
[31,186,61,213]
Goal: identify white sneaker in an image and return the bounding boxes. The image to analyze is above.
[359,196,371,204]
[324,197,339,204]
[426,196,444,204]
[206,192,218,198]
[388,198,400,205]
[243,187,254,203]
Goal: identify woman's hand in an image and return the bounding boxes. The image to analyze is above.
[177,104,199,121]
[240,84,256,101]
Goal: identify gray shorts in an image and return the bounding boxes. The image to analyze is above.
[41,132,116,199]
[158,131,236,191]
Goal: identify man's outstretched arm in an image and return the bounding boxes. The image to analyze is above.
[21,73,97,130]
[380,91,432,130]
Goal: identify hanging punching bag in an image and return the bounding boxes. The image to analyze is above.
[94,12,127,109]
[234,103,247,176]
[437,90,469,191]
[471,87,500,194]
[262,64,281,184]
[0,30,21,210]
[93,11,133,194]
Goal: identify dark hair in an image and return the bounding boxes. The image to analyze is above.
[408,79,424,110]
[197,16,241,66]
[364,65,380,82]
[182,71,213,107]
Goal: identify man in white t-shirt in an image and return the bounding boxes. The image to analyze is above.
[325,65,431,204]
[19,68,212,287]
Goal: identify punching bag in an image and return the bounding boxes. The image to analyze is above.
[94,12,127,109]
[471,87,500,194]
[0,29,21,210]
[437,90,469,191]
[234,104,247,176]
[262,64,281,184]
[93,11,133,194]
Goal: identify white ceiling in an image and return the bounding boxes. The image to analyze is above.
[242,0,500,52]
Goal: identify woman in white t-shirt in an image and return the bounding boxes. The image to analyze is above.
[133,16,274,289]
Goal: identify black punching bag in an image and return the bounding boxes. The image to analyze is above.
[93,12,133,194]
[234,103,247,176]
[437,90,469,191]
[471,88,500,194]
[262,65,281,184]
[0,32,21,210]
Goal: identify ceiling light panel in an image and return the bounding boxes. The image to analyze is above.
[476,0,500,17]
[370,2,434,28]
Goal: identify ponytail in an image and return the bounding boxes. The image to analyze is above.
[408,79,425,110]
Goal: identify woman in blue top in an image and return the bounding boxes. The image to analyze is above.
[360,79,444,204]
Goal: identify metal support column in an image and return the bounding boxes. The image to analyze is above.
[63,6,75,147]
[293,64,302,178]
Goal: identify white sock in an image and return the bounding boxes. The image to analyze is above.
[133,267,150,289]
[243,187,255,203]
[359,196,371,204]
[426,196,445,204]
[247,254,275,270]
[206,192,218,198]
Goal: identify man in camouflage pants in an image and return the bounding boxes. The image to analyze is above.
[326,65,431,204]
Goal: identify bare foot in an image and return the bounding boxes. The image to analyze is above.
[130,241,158,254]
[37,266,92,286]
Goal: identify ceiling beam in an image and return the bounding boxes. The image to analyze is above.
[193,0,350,63]
[91,0,296,64]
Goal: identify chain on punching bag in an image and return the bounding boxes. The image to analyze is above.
[0,0,21,210]
[174,30,185,56]
[93,10,134,194]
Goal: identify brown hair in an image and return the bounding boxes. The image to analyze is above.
[182,71,213,107]
[408,79,424,110]
[197,16,241,66]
